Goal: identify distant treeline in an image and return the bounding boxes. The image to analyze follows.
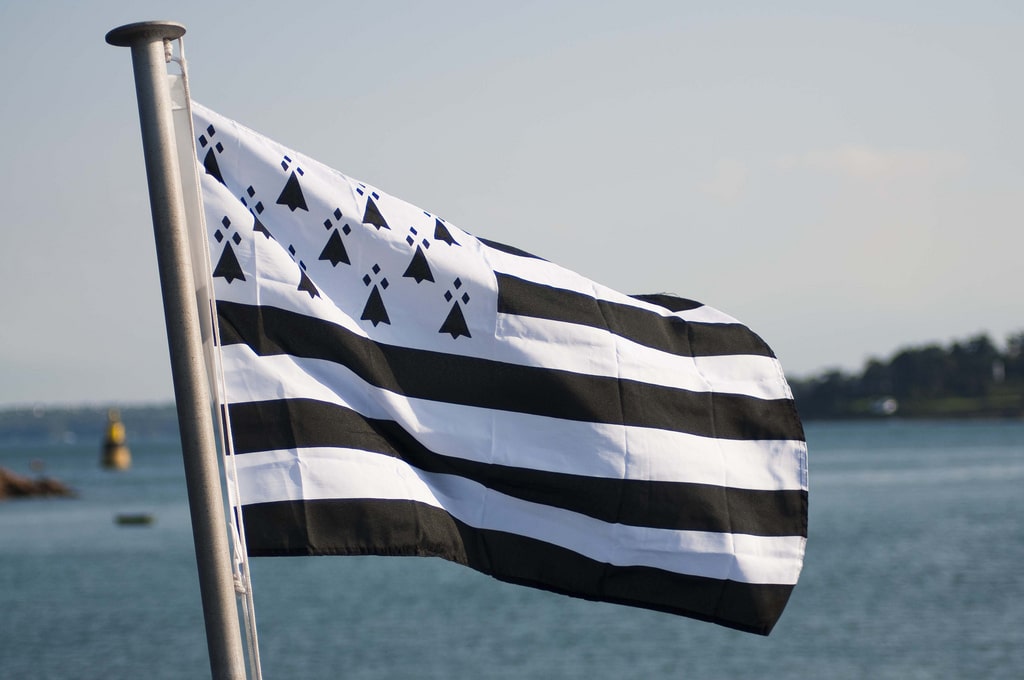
[790,331,1024,419]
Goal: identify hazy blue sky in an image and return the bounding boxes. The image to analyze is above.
[1,1,1021,407]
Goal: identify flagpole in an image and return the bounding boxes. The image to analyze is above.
[105,21,247,680]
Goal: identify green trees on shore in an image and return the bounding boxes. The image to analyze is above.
[790,331,1024,419]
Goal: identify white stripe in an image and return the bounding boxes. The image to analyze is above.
[234,447,805,585]
[221,346,807,492]
[496,313,792,400]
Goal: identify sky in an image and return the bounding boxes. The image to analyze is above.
[1,1,1021,408]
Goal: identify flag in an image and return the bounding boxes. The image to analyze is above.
[190,103,807,635]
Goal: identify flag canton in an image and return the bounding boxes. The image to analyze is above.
[194,108,497,353]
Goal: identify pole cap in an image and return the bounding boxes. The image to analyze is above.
[106,21,186,47]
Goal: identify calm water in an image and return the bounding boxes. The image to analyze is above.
[1,420,1021,679]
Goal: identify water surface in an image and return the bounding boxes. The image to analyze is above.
[1,420,1021,678]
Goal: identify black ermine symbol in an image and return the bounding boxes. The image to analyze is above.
[439,277,471,339]
[198,124,225,185]
[433,217,459,246]
[403,226,434,283]
[360,264,391,327]
[240,185,274,239]
[276,155,308,212]
[357,188,390,230]
[284,243,319,299]
[319,208,351,267]
[212,215,245,283]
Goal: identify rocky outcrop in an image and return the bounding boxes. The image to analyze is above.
[0,467,75,499]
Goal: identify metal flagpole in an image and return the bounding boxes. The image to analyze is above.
[105,21,248,680]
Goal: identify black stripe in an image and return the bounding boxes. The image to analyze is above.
[629,292,703,313]
[477,237,544,259]
[497,273,774,358]
[243,498,795,635]
[229,398,807,537]
[217,301,804,441]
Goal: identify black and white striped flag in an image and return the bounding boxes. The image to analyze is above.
[191,102,807,635]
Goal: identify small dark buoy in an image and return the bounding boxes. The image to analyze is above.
[101,409,131,470]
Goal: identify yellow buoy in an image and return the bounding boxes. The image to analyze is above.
[101,408,131,470]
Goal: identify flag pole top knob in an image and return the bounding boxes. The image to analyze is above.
[105,21,186,47]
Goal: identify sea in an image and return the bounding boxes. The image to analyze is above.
[1,419,1021,679]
